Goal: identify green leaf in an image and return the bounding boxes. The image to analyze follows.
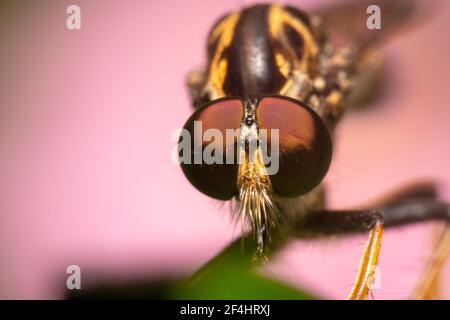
[169,236,317,300]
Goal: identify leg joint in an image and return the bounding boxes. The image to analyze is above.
[364,210,384,230]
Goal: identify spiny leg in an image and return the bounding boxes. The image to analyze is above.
[380,197,450,299]
[365,181,438,207]
[369,182,449,299]
[411,224,450,300]
[299,194,450,299]
[297,209,384,300]
[367,184,449,300]
[347,219,383,300]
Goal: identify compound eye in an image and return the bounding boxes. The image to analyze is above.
[179,98,244,200]
[256,96,332,197]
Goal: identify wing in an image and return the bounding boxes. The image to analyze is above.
[309,0,440,110]
[311,0,439,50]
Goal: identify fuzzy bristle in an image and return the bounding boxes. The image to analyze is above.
[236,149,279,257]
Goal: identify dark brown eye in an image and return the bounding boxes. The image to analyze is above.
[179,98,244,200]
[256,96,332,197]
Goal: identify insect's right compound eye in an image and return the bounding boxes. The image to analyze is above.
[256,96,332,197]
[179,98,244,200]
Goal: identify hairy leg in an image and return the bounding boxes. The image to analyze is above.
[298,182,450,299]
[411,225,450,299]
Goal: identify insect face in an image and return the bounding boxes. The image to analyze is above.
[179,95,332,200]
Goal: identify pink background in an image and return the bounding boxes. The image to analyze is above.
[0,0,449,299]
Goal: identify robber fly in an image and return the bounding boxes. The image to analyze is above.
[178,0,450,299]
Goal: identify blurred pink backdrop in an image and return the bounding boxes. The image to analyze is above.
[0,0,449,299]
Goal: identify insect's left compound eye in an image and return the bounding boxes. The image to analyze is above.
[179,98,244,200]
[256,96,333,197]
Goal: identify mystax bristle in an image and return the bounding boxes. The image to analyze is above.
[236,149,279,257]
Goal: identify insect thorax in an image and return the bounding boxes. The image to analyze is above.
[202,3,353,125]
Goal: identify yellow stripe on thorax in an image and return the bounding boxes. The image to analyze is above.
[268,5,318,73]
[207,13,240,98]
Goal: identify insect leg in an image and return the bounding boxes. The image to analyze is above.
[298,183,444,237]
[348,219,383,300]
[300,197,450,299]
[186,69,209,108]
[365,181,438,207]
[410,225,450,300]
[293,209,384,300]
